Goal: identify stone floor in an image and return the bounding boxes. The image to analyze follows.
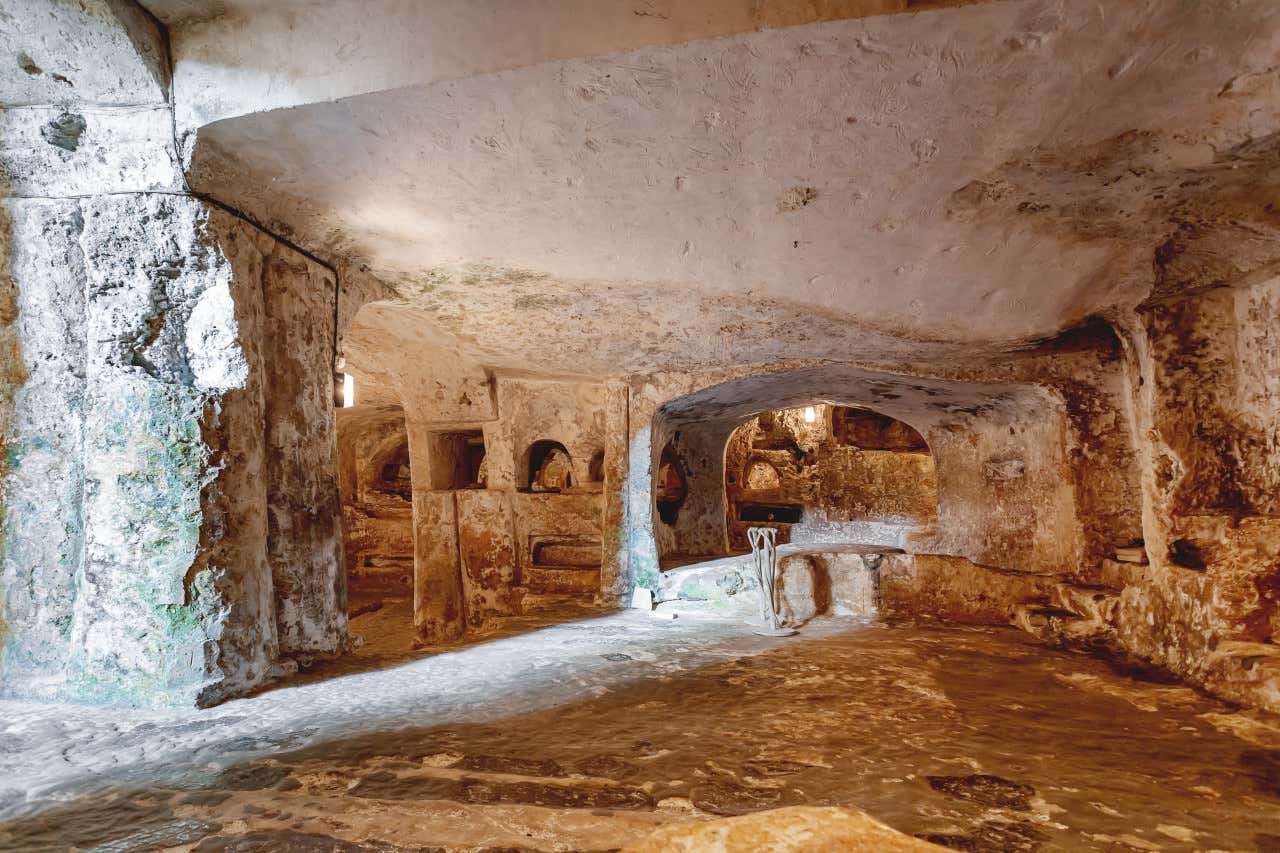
[1,602,1278,852]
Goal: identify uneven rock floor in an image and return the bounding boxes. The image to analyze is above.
[1,602,1278,851]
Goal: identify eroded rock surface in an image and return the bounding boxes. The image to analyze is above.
[1,612,1277,851]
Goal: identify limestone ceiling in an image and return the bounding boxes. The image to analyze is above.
[163,0,1280,378]
[655,364,1042,435]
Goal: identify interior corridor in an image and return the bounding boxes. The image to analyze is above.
[3,0,1280,849]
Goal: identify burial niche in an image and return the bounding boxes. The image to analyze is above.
[587,449,606,484]
[430,430,487,490]
[376,439,412,499]
[526,439,573,492]
[656,441,689,525]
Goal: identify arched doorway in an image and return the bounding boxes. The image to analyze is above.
[336,404,415,604]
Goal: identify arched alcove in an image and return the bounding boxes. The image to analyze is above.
[744,460,782,490]
[526,439,574,492]
[832,406,929,451]
[371,435,412,500]
[336,404,415,605]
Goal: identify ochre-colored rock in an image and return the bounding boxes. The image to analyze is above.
[622,807,945,852]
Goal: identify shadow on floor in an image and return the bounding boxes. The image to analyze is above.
[246,595,619,696]
[3,620,1279,851]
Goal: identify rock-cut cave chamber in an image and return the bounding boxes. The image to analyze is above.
[1,1,1278,850]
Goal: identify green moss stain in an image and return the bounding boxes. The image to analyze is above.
[64,377,225,706]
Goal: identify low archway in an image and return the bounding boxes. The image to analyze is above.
[647,364,1080,575]
[336,404,415,603]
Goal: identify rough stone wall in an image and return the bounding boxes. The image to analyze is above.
[879,554,1056,625]
[721,405,937,552]
[387,372,614,640]
[1050,364,1145,578]
[455,490,521,629]
[641,368,1082,581]
[651,419,733,561]
[921,394,1082,576]
[0,192,344,705]
[262,248,346,656]
[410,489,463,643]
[0,199,86,697]
[474,378,607,605]
[1086,277,1280,708]
[599,380,630,603]
[658,547,1052,628]
[0,2,346,706]
[495,378,607,490]
[513,491,605,595]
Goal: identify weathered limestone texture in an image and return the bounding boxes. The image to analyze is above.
[722,405,936,552]
[0,199,87,698]
[599,380,630,604]
[411,489,463,643]
[5,0,1279,722]
[0,1,346,705]
[0,106,183,197]
[327,360,621,642]
[878,554,1055,626]
[0,193,342,706]
[2,0,169,108]
[262,248,345,656]
[1012,278,1280,712]
[646,366,1083,578]
[455,489,521,628]
[657,546,1049,629]
[622,806,944,852]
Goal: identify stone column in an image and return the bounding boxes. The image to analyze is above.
[598,380,631,604]
[262,247,347,657]
[625,380,664,593]
[406,419,466,643]
[0,1,347,706]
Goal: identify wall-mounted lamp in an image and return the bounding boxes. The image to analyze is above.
[343,373,355,408]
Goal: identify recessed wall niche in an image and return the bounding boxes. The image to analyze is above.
[428,430,487,490]
[655,441,688,525]
[525,440,573,492]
